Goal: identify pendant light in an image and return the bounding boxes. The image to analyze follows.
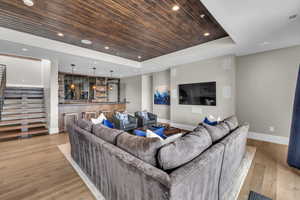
[70,64,75,89]
[92,67,97,90]
[109,70,114,90]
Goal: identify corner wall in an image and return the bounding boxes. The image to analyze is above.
[120,76,142,114]
[236,45,300,139]
[170,55,236,126]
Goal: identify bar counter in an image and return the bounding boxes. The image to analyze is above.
[58,101,127,132]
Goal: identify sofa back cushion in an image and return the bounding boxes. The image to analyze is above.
[77,119,93,132]
[203,122,230,142]
[92,124,124,144]
[157,126,212,170]
[116,132,163,166]
[223,116,239,131]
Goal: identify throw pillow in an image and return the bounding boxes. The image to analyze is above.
[116,112,129,125]
[203,122,230,142]
[102,119,114,128]
[133,129,147,137]
[203,117,218,126]
[146,130,164,141]
[153,127,167,139]
[91,113,107,124]
[157,127,212,170]
[223,116,239,131]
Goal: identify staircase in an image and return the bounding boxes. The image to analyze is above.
[0,87,48,140]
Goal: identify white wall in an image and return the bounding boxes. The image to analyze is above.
[152,70,171,120]
[120,76,142,114]
[170,56,236,126]
[141,74,153,112]
[0,55,43,87]
[237,45,300,139]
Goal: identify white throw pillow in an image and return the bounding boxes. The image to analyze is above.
[91,113,107,124]
[162,133,182,145]
[146,130,163,141]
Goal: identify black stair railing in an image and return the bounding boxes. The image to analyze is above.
[0,64,7,121]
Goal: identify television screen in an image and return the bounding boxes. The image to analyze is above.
[178,82,216,106]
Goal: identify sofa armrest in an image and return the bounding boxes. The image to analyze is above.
[148,112,157,121]
[128,114,138,124]
[112,115,125,130]
[71,128,171,200]
[169,143,224,200]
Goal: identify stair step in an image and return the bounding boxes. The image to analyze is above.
[0,118,46,126]
[1,113,45,121]
[0,123,46,131]
[5,87,43,91]
[4,99,44,105]
[5,90,43,94]
[0,128,48,140]
[3,105,44,110]
[4,94,44,98]
[1,108,45,115]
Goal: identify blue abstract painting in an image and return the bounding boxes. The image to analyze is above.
[154,86,170,105]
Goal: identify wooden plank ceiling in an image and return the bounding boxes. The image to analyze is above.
[0,0,228,61]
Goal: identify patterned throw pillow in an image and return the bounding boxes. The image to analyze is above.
[116,112,129,125]
[141,111,149,120]
[91,113,107,124]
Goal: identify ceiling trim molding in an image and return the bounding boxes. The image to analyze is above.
[0,27,141,68]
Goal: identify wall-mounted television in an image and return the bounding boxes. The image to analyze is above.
[178,82,216,106]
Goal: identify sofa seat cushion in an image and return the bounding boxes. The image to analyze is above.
[203,122,230,142]
[223,116,239,131]
[157,126,212,170]
[77,119,93,132]
[116,132,164,166]
[92,124,124,144]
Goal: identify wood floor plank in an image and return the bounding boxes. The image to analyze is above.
[0,134,299,200]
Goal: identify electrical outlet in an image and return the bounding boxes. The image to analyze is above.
[269,126,275,132]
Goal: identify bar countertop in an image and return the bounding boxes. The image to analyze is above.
[59,101,129,107]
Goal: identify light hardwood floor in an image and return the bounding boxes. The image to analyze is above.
[0,133,299,200]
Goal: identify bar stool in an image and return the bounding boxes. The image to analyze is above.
[82,111,98,120]
[63,112,79,132]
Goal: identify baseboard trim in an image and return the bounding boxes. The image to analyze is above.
[49,127,59,134]
[248,132,289,145]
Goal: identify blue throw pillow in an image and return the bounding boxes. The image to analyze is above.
[153,127,167,139]
[203,117,218,126]
[133,129,147,137]
[102,119,114,128]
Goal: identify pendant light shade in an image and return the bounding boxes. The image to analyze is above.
[70,64,76,89]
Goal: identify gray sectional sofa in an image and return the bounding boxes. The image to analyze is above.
[67,116,249,200]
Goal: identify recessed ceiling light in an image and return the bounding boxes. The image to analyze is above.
[57,32,64,37]
[172,5,180,11]
[81,39,92,45]
[22,48,28,51]
[289,14,298,20]
[203,32,210,37]
[23,0,34,7]
[138,56,142,59]
[104,46,110,50]
[200,14,205,18]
